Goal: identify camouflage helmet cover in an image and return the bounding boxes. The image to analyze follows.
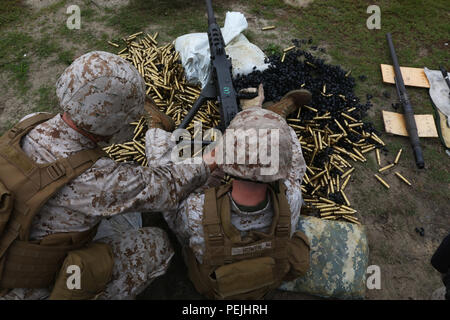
[216,107,293,183]
[56,51,145,136]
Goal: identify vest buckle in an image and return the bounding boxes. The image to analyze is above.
[276,225,289,237]
[223,257,233,264]
[8,127,21,139]
[47,163,66,180]
[208,234,224,246]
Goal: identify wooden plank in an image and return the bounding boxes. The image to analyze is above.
[380,64,430,88]
[382,110,438,137]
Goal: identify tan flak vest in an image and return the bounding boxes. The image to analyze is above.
[0,113,108,291]
[185,182,310,300]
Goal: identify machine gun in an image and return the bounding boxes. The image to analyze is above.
[386,33,425,169]
[177,0,256,134]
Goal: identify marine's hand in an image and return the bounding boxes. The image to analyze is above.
[144,97,175,132]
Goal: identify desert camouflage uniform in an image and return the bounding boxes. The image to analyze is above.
[1,51,211,300]
[1,113,210,300]
[147,112,307,263]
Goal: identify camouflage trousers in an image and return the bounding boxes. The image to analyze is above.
[95,226,174,299]
[1,215,174,300]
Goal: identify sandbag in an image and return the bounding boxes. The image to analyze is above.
[424,67,450,149]
[424,67,450,127]
[279,216,369,299]
[285,231,310,280]
[174,11,269,87]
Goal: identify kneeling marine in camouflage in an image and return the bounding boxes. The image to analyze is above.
[0,51,212,300]
[146,85,312,299]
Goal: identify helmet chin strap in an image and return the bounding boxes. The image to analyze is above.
[231,176,280,192]
[61,112,108,144]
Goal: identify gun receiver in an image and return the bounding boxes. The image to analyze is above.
[178,0,250,133]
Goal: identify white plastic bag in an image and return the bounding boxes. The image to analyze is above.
[424,67,450,126]
[174,11,269,87]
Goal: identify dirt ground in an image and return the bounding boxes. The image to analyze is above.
[0,0,448,300]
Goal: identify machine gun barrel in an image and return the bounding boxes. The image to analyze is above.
[178,0,241,133]
[206,0,216,25]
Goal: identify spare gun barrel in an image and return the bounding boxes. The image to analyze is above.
[386,33,424,169]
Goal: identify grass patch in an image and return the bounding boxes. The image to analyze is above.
[4,59,31,93]
[33,85,58,113]
[248,0,288,19]
[0,32,33,59]
[243,29,257,43]
[376,242,397,264]
[165,15,208,39]
[37,0,68,16]
[0,0,29,30]
[385,140,403,156]
[264,43,282,56]
[81,7,96,22]
[56,24,110,52]
[428,168,450,185]
[368,207,389,216]
[106,0,205,35]
[104,0,229,40]
[365,153,378,171]
[0,119,15,136]
[400,201,417,216]
[34,35,61,58]
[0,32,33,93]
[57,50,75,65]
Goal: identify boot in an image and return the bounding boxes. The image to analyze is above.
[266,89,312,119]
[144,97,175,132]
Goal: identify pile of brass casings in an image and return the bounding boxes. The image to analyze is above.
[293,107,411,224]
[117,31,221,131]
[287,106,387,225]
[103,32,220,165]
